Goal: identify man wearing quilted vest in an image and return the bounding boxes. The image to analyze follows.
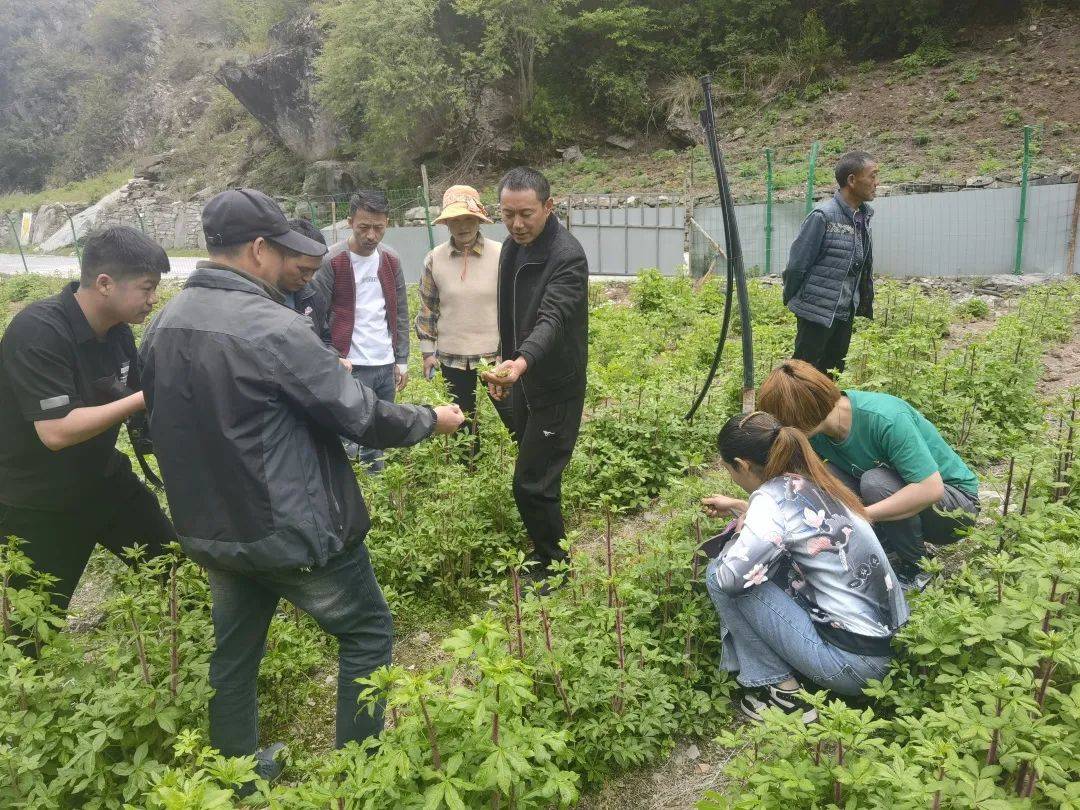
[415,185,514,449]
[315,191,410,471]
[782,151,878,377]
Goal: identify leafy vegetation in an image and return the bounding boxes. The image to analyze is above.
[1,273,1079,807]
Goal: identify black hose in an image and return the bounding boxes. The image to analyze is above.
[686,75,755,421]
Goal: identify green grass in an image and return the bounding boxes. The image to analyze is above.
[0,167,132,212]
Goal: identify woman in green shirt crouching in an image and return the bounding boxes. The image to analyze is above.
[759,360,980,592]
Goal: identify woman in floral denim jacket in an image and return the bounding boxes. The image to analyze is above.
[702,411,909,723]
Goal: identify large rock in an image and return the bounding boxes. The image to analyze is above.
[664,107,701,147]
[302,160,359,197]
[464,86,515,160]
[38,187,127,252]
[217,13,343,162]
[29,203,72,245]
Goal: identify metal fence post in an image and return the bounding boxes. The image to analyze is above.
[4,213,29,273]
[1013,125,1033,275]
[307,200,319,229]
[764,148,774,275]
[61,205,81,264]
[420,165,435,250]
[133,206,147,234]
[805,141,820,215]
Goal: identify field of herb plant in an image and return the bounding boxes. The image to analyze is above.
[1,270,1079,808]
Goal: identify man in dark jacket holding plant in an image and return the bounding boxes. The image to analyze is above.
[782,151,878,376]
[139,188,464,780]
[482,167,588,583]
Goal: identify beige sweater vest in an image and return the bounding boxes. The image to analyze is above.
[425,237,502,358]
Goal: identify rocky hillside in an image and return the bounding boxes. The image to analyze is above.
[0,2,1076,218]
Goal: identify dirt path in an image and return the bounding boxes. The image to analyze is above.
[1038,320,1080,398]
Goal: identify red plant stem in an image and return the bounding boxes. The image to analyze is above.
[997,575,1004,604]
[1020,463,1034,516]
[931,764,945,810]
[539,602,572,716]
[509,568,525,659]
[833,740,844,805]
[692,519,703,579]
[813,740,822,766]
[502,617,515,656]
[492,686,500,744]
[1024,768,1038,798]
[169,562,179,698]
[987,698,1001,765]
[1041,578,1060,633]
[1035,660,1056,708]
[418,694,442,770]
[129,609,151,686]
[683,624,693,679]
[390,705,400,726]
[942,365,949,396]
[605,506,614,608]
[1015,762,1029,797]
[1002,456,1015,516]
[1,570,10,639]
[614,594,626,671]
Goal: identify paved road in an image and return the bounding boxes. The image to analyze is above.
[0,253,645,283]
[0,253,204,278]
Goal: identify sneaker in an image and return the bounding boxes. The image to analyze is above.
[896,568,933,593]
[737,685,818,724]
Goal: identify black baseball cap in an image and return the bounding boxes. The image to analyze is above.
[202,188,328,257]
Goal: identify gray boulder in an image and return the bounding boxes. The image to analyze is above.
[217,13,343,162]
[302,161,359,197]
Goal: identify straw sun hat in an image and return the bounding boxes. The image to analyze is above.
[433,185,493,224]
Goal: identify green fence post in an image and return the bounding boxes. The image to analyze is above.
[419,164,435,250]
[1013,124,1033,275]
[133,206,147,234]
[805,141,820,215]
[61,205,81,265]
[4,213,29,273]
[764,148,774,276]
[307,200,319,229]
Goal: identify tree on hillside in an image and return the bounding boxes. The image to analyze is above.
[453,0,578,111]
[316,0,466,177]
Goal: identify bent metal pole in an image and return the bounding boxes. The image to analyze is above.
[686,74,755,419]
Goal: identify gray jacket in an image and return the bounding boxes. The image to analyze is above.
[783,191,874,327]
[140,261,436,573]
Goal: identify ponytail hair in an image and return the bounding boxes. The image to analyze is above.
[759,360,841,432]
[718,411,867,518]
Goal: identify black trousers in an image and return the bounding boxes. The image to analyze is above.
[793,316,854,377]
[510,387,584,567]
[0,468,175,611]
[441,364,515,439]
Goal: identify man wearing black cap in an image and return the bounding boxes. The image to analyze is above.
[0,225,175,622]
[140,188,464,782]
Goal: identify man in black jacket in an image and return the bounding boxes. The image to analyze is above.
[281,218,330,340]
[483,167,588,582]
[140,189,464,778]
[0,226,175,618]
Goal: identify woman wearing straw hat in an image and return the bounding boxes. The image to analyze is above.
[416,185,514,445]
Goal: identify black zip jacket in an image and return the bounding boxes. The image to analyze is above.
[497,216,589,408]
[139,261,435,573]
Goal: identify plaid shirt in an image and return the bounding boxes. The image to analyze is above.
[415,236,499,370]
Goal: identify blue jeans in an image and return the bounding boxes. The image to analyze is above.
[705,559,891,696]
[206,542,393,756]
[343,364,396,472]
